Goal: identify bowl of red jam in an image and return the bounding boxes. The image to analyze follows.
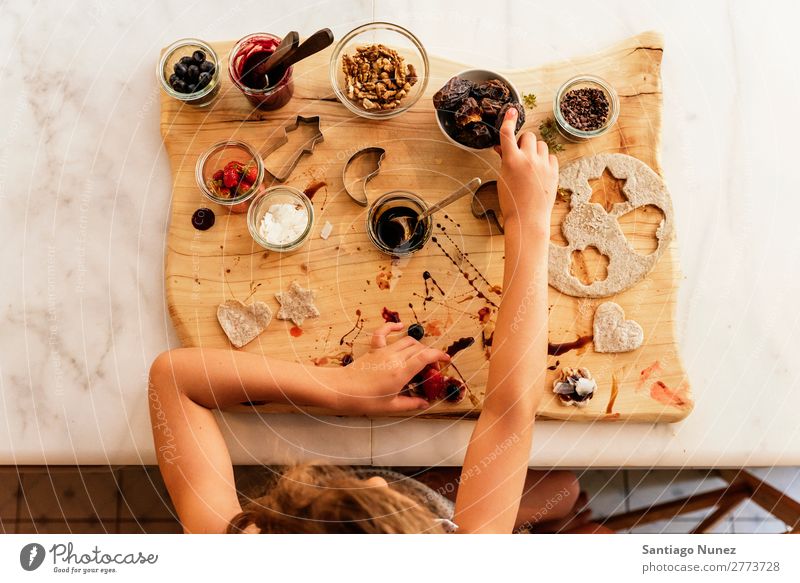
[228,33,295,110]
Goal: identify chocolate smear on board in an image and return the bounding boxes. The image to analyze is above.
[547,335,593,356]
[339,309,364,347]
[445,336,475,357]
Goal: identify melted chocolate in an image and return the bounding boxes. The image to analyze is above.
[446,336,475,357]
[547,335,593,356]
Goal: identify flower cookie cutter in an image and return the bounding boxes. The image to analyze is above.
[470,180,504,233]
[342,146,386,206]
[262,115,324,183]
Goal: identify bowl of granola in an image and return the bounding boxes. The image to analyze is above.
[330,22,429,119]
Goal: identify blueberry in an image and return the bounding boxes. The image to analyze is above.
[174,62,188,78]
[341,354,354,366]
[186,83,197,93]
[444,382,463,402]
[172,79,187,92]
[179,56,195,68]
[187,64,199,81]
[193,50,206,64]
[197,71,211,89]
[191,208,215,231]
[407,323,424,341]
[199,60,215,74]
[168,73,178,85]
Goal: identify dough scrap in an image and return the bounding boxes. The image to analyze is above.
[217,300,273,348]
[593,301,644,353]
[549,153,674,297]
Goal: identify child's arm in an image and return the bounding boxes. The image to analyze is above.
[453,107,558,533]
[148,322,448,533]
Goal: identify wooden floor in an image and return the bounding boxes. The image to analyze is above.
[0,466,796,534]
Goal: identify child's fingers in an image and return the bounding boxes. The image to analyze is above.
[406,346,451,370]
[549,154,559,170]
[518,131,537,153]
[370,322,405,348]
[387,395,430,412]
[537,139,549,156]
[498,107,520,156]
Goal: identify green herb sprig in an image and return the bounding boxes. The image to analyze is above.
[522,92,537,109]
[538,118,565,153]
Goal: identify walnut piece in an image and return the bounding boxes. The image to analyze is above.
[341,44,418,112]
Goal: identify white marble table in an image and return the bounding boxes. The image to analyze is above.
[2,0,799,468]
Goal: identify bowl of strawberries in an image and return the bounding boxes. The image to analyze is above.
[195,140,264,213]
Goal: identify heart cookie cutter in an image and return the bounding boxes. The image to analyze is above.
[470,180,504,233]
[342,146,386,206]
[262,115,324,183]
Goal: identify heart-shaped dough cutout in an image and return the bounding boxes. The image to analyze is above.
[593,301,644,353]
[217,300,273,348]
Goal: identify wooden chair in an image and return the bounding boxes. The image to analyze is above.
[600,469,800,534]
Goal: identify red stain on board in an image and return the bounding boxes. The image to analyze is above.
[606,373,620,414]
[289,326,303,337]
[381,307,400,323]
[477,307,492,324]
[376,271,392,290]
[650,381,692,409]
[638,361,662,391]
[425,320,443,337]
[302,180,327,200]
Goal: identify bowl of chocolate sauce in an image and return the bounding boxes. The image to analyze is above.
[366,191,432,257]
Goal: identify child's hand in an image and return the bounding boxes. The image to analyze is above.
[334,322,449,414]
[494,107,559,234]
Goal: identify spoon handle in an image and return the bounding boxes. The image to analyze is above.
[282,29,334,69]
[417,178,482,221]
[261,31,300,75]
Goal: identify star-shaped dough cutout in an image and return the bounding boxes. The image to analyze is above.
[275,281,320,327]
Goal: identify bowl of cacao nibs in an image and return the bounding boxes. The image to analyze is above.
[158,38,220,107]
[553,75,619,142]
[433,70,524,151]
[330,22,429,119]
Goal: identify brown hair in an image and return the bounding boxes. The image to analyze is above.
[227,465,445,534]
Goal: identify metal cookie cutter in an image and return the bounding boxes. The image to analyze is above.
[262,115,324,183]
[471,180,504,233]
[342,146,386,206]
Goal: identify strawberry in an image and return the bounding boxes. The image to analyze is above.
[212,169,224,182]
[242,163,257,183]
[421,366,447,401]
[223,166,241,188]
[224,160,243,172]
[218,186,231,198]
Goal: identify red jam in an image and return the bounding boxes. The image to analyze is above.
[229,34,294,110]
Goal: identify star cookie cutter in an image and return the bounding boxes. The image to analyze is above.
[342,146,386,206]
[471,180,504,233]
[262,115,324,183]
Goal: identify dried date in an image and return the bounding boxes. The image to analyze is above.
[455,97,482,127]
[433,77,474,110]
[494,102,525,134]
[456,123,495,149]
[471,79,511,102]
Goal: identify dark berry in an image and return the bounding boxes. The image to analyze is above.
[407,323,424,341]
[179,55,195,68]
[172,79,187,92]
[341,353,354,366]
[186,83,197,93]
[192,50,206,64]
[197,71,211,88]
[168,73,178,85]
[444,381,463,402]
[199,60,215,74]
[173,62,188,78]
[187,64,199,81]
[191,208,215,231]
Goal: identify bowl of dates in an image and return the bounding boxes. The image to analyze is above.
[433,70,524,150]
[330,22,429,120]
[158,38,220,107]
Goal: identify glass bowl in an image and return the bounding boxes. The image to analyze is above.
[366,191,432,257]
[434,69,522,151]
[329,22,429,120]
[195,140,264,214]
[247,186,314,252]
[227,32,295,110]
[157,38,221,107]
[553,75,619,142]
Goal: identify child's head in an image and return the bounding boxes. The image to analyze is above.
[227,465,445,534]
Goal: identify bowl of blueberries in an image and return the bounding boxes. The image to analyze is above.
[158,38,220,107]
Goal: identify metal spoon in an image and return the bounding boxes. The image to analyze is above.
[389,178,482,243]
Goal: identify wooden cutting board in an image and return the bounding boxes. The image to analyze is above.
[161,31,692,422]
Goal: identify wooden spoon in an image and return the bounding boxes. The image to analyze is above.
[278,29,334,71]
[258,31,299,85]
